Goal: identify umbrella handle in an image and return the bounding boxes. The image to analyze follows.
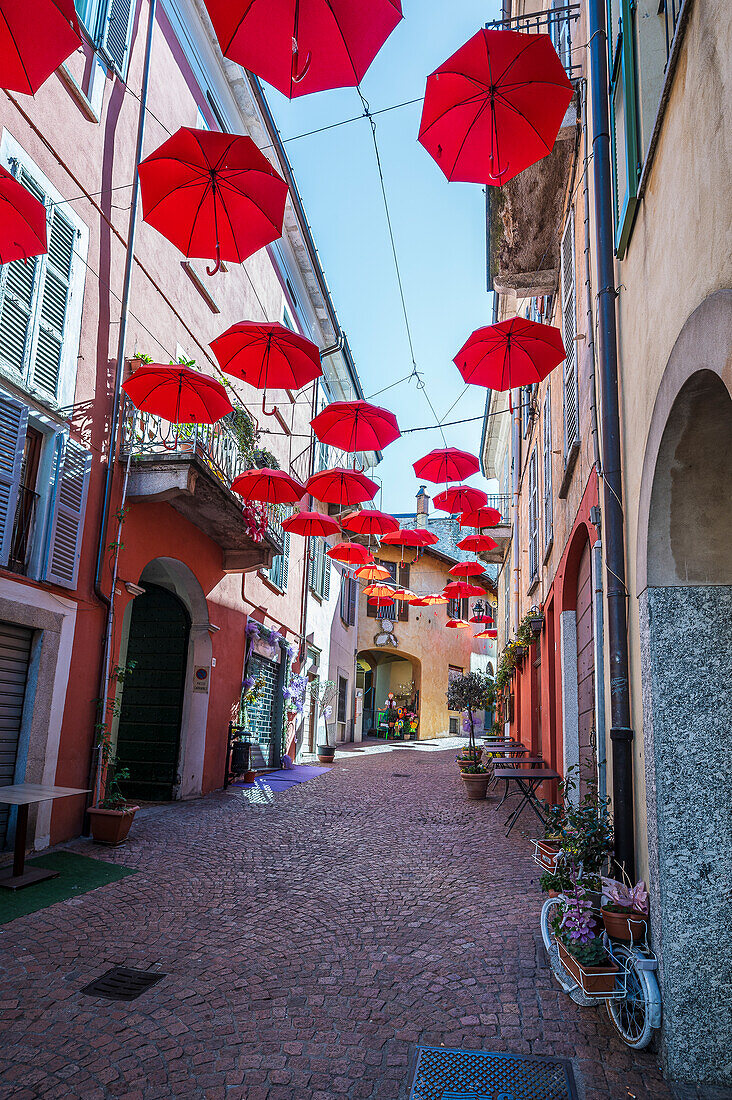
[487,161,511,183]
[261,391,278,417]
[291,37,312,83]
[206,242,222,277]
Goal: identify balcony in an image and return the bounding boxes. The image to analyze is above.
[486,6,580,298]
[120,399,284,573]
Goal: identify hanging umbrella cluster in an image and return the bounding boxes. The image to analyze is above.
[411,593,448,606]
[443,581,486,598]
[380,528,439,548]
[0,0,81,95]
[0,166,47,265]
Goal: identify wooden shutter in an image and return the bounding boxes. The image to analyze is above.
[99,0,136,76]
[280,531,290,591]
[398,561,410,622]
[608,0,640,258]
[30,205,75,400]
[0,168,44,378]
[347,574,357,625]
[322,547,330,600]
[0,393,28,566]
[528,450,538,580]
[44,437,92,588]
[543,387,553,547]
[561,214,579,454]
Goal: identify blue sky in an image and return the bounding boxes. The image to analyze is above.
[268,1,501,514]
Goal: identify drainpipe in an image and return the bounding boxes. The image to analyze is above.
[581,79,602,476]
[591,540,607,802]
[588,0,635,876]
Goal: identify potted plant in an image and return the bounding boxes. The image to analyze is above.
[309,679,338,762]
[88,754,139,846]
[446,670,495,800]
[601,876,650,942]
[552,881,618,995]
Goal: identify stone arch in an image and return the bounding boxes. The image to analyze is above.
[356,647,422,735]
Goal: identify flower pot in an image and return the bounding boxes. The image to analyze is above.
[317,744,335,764]
[460,773,489,800]
[557,941,618,995]
[601,906,649,942]
[535,840,561,871]
[88,806,139,846]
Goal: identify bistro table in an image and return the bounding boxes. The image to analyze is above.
[0,785,89,890]
[493,767,559,836]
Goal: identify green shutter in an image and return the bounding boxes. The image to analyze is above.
[0,393,28,566]
[31,208,74,399]
[44,437,92,588]
[608,0,641,258]
[322,548,330,600]
[280,531,290,591]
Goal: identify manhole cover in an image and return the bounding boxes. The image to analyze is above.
[392,772,411,777]
[409,1047,577,1100]
[81,967,165,1002]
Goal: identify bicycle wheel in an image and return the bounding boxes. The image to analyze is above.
[606,944,662,1049]
[540,896,563,952]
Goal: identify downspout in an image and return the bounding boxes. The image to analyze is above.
[591,541,607,802]
[88,0,157,806]
[588,0,635,876]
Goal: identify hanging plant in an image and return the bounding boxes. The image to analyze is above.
[243,502,269,542]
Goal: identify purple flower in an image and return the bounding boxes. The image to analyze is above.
[245,620,259,638]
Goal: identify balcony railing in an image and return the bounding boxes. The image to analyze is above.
[486,5,582,79]
[661,0,685,63]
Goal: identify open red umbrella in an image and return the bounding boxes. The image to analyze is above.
[418,28,573,186]
[459,505,503,528]
[281,510,340,537]
[443,581,486,598]
[413,593,448,606]
[380,529,439,548]
[210,321,321,391]
[311,400,400,453]
[203,0,403,99]
[354,563,389,581]
[327,542,371,565]
[446,619,471,629]
[0,0,81,95]
[454,317,565,390]
[363,582,395,598]
[413,447,479,484]
[122,364,233,424]
[474,629,497,639]
[392,588,418,603]
[469,613,494,625]
[342,509,399,536]
[0,167,47,264]
[231,468,306,504]
[306,467,378,507]
[368,595,395,609]
[138,128,288,275]
[458,534,498,552]
[432,484,488,514]
[448,561,486,577]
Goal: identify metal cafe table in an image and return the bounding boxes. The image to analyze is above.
[493,767,559,836]
[0,785,89,890]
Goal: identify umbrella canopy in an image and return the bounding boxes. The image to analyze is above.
[380,528,438,548]
[231,467,306,504]
[354,563,390,581]
[311,400,400,453]
[0,167,47,264]
[0,0,81,95]
[454,317,566,390]
[363,582,395,598]
[418,28,574,186]
[342,509,399,536]
[446,619,471,629]
[473,629,497,639]
[459,505,503,528]
[469,614,494,625]
[203,0,403,99]
[458,534,498,552]
[138,128,288,275]
[412,593,448,606]
[368,595,395,608]
[281,510,340,537]
[443,581,486,598]
[122,363,233,424]
[413,447,479,484]
[210,321,321,390]
[391,588,418,603]
[306,467,378,507]
[432,484,488,514]
[326,542,371,565]
[448,561,486,577]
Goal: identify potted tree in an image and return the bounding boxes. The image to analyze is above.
[88,753,139,846]
[446,670,495,800]
[309,679,338,763]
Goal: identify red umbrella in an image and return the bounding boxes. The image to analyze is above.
[231,468,306,504]
[210,321,321,391]
[0,0,81,95]
[432,484,488,514]
[454,317,565,390]
[458,534,498,552]
[342,509,399,536]
[448,561,486,577]
[311,400,400,453]
[443,581,486,598]
[380,529,439,548]
[306,467,378,507]
[281,510,340,537]
[368,596,395,609]
[469,614,494,625]
[327,542,371,565]
[122,364,233,424]
[459,505,503,528]
[474,629,497,639]
[138,128,288,275]
[203,0,403,99]
[392,588,418,603]
[0,167,47,264]
[413,593,448,606]
[354,563,389,581]
[363,582,395,598]
[413,447,479,484]
[418,28,573,185]
[446,619,471,629]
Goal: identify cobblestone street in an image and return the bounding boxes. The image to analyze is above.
[0,744,673,1100]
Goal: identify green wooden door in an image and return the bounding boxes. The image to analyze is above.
[116,584,190,801]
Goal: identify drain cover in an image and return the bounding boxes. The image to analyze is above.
[409,1047,577,1100]
[81,967,165,1002]
[392,772,411,777]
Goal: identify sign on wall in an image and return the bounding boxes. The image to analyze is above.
[193,666,210,693]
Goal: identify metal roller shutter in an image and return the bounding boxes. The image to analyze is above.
[0,621,33,848]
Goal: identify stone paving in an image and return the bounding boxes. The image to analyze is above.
[0,741,674,1100]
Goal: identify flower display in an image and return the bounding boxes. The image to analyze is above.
[242,501,269,542]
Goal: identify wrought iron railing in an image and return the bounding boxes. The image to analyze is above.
[485,494,511,523]
[486,5,582,79]
[8,484,38,575]
[661,0,684,63]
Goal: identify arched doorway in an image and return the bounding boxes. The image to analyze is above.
[357,649,421,736]
[116,584,190,801]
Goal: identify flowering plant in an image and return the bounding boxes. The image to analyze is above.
[551,869,610,967]
[238,675,265,732]
[602,877,649,914]
[243,501,269,542]
[245,619,260,639]
[284,673,307,716]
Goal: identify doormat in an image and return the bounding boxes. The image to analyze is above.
[408,1046,577,1100]
[233,765,331,793]
[0,852,136,925]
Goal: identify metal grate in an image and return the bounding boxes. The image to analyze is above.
[81,967,165,1002]
[409,1047,577,1100]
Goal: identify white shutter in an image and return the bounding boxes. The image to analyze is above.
[44,437,91,588]
[30,206,75,400]
[99,0,136,75]
[0,166,44,379]
[543,387,553,546]
[528,450,538,580]
[0,393,28,566]
[561,213,579,453]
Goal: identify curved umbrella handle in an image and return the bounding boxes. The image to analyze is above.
[206,242,222,278]
[261,390,278,417]
[291,37,312,84]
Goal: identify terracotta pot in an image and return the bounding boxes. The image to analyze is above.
[460,773,489,800]
[547,889,561,898]
[535,840,561,871]
[88,806,139,846]
[557,940,618,995]
[317,745,335,764]
[601,907,649,942]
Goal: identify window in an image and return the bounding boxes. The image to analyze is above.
[396,561,410,623]
[340,571,357,626]
[542,387,553,550]
[0,139,88,409]
[316,440,330,473]
[561,213,579,458]
[337,675,348,726]
[447,596,469,621]
[366,559,397,621]
[74,0,136,78]
[448,665,463,704]
[309,536,330,600]
[267,507,290,590]
[504,560,510,641]
[528,449,539,583]
[607,0,641,257]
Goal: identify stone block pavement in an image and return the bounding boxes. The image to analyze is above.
[0,741,674,1099]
